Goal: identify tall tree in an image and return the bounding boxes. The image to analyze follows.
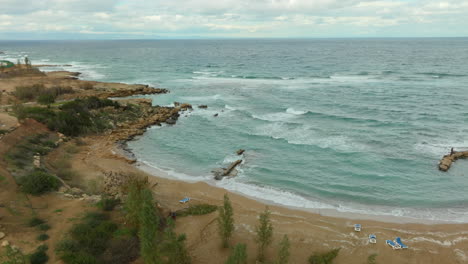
[138,188,161,264]
[162,219,191,264]
[225,243,247,264]
[277,235,290,264]
[217,194,234,248]
[256,207,273,263]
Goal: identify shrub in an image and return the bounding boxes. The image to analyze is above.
[19,170,60,195]
[37,234,49,241]
[256,207,273,262]
[138,188,161,263]
[308,248,340,264]
[97,197,120,211]
[29,249,48,264]
[161,220,191,264]
[277,235,290,264]
[177,204,218,217]
[14,84,46,101]
[225,243,247,264]
[69,212,117,255]
[218,194,234,248]
[27,217,45,227]
[367,253,378,264]
[38,223,51,231]
[37,93,56,107]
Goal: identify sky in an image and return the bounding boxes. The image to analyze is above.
[0,0,467,39]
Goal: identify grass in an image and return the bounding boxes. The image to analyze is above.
[177,204,218,217]
[308,248,341,264]
[54,209,63,213]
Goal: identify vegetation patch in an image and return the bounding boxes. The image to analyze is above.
[27,217,45,227]
[97,197,120,211]
[13,84,74,102]
[55,212,119,264]
[19,170,60,195]
[36,234,49,241]
[177,204,218,217]
[308,248,341,264]
[29,245,49,264]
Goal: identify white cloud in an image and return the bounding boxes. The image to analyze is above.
[0,0,467,37]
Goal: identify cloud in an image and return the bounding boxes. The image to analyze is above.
[0,0,467,38]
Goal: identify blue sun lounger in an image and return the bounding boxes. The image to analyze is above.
[386,240,401,249]
[369,234,377,244]
[354,224,361,232]
[395,237,408,249]
[179,197,190,204]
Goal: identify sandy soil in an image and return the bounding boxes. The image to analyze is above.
[67,134,468,264]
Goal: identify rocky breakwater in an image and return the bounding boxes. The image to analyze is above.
[439,151,468,171]
[108,99,192,143]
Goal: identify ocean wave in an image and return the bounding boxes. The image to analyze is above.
[416,72,467,78]
[286,107,308,115]
[141,158,468,223]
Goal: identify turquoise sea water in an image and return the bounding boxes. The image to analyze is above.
[2,39,468,222]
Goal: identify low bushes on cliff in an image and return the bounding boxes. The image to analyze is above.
[55,212,118,263]
[15,97,120,136]
[19,169,60,195]
[13,84,74,102]
[177,204,218,217]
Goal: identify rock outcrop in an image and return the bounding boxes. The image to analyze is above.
[439,151,468,171]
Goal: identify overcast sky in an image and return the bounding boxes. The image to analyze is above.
[0,0,467,39]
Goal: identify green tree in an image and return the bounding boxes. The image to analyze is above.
[225,243,247,264]
[162,219,191,264]
[138,188,161,264]
[308,248,340,264]
[256,207,273,263]
[217,194,234,248]
[37,93,56,108]
[277,235,290,264]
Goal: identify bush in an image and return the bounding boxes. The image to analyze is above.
[308,248,340,264]
[225,243,247,264]
[56,213,119,264]
[37,93,56,106]
[256,207,273,262]
[367,254,378,264]
[218,194,234,248]
[177,204,218,217]
[37,233,49,241]
[97,197,120,211]
[69,212,117,255]
[19,170,60,195]
[28,217,45,227]
[38,223,51,231]
[14,84,46,101]
[277,235,290,264]
[29,250,48,264]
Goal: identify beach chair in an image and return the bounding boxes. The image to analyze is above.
[395,237,408,249]
[386,240,401,249]
[369,234,377,244]
[179,197,190,204]
[354,224,361,232]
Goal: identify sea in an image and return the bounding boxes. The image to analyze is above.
[2,38,468,222]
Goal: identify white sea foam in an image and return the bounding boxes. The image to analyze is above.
[286,108,308,115]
